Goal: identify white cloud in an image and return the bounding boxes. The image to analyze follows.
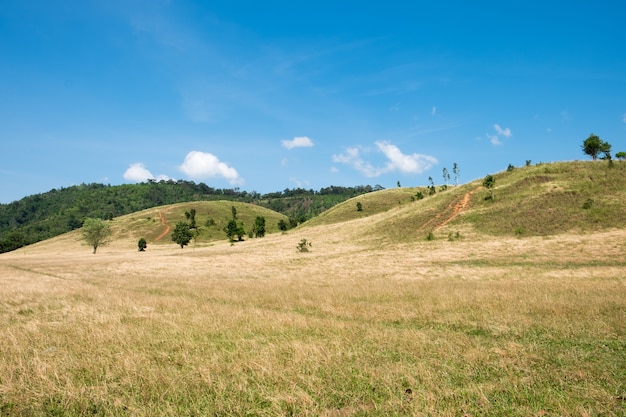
[494,124,512,137]
[124,163,153,182]
[179,151,243,185]
[332,141,437,178]
[487,134,502,145]
[281,136,314,149]
[431,106,437,116]
[332,146,380,177]
[124,163,172,182]
[486,124,511,145]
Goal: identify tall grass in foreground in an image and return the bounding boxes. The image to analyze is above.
[1,229,625,416]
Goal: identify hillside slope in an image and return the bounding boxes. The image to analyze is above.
[300,161,625,242]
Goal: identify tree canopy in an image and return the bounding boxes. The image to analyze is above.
[582,134,611,160]
[81,218,112,254]
[171,222,193,249]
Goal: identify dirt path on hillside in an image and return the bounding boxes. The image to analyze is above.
[417,187,481,233]
[154,211,171,242]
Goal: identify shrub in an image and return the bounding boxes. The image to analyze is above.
[426,232,435,241]
[137,238,147,251]
[582,198,594,209]
[297,239,312,252]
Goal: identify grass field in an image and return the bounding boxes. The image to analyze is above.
[1,220,625,416]
[1,161,625,416]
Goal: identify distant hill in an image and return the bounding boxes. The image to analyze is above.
[0,181,376,253]
[106,200,289,246]
[300,161,626,242]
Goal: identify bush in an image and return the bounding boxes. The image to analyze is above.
[426,232,435,241]
[138,238,147,251]
[296,238,312,252]
[582,198,594,209]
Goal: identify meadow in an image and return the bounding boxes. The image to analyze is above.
[1,162,625,416]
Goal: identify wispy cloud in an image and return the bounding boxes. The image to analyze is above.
[281,136,314,149]
[623,113,626,123]
[494,124,511,137]
[123,163,170,182]
[487,134,501,145]
[332,141,437,178]
[179,151,243,185]
[487,124,512,145]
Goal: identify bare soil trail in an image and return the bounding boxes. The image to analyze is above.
[417,187,481,233]
[154,211,171,242]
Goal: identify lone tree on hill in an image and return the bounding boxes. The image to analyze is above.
[616,151,626,160]
[138,238,147,252]
[172,221,193,248]
[582,134,611,160]
[81,217,113,254]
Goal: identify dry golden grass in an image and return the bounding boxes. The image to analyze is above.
[1,218,625,416]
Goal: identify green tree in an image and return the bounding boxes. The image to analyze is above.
[277,219,288,231]
[254,216,266,238]
[171,221,193,248]
[443,167,450,188]
[81,218,113,254]
[615,151,626,160]
[582,134,611,160]
[224,219,245,242]
[356,202,363,212]
[453,162,459,186]
[185,208,197,229]
[138,237,147,252]
[483,174,496,201]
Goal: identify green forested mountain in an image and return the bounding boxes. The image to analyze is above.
[0,181,379,253]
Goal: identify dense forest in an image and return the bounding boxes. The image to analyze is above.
[0,180,381,253]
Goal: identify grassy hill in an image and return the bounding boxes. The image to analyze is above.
[106,200,289,248]
[300,160,626,243]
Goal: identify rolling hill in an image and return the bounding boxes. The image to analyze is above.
[300,160,626,242]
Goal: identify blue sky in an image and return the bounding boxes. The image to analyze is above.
[1,1,625,203]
